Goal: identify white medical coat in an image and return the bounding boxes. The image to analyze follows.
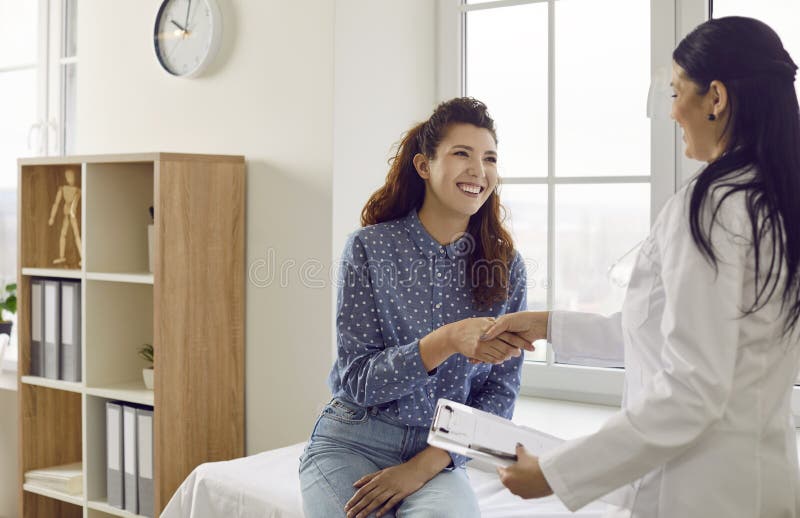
[539,180,800,517]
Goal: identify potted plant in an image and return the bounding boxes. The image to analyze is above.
[139,343,154,390]
[0,283,16,336]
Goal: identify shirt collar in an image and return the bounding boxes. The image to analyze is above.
[403,209,470,260]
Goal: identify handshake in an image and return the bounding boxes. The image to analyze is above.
[420,311,549,367]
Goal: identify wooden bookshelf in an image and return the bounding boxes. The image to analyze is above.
[17,153,245,517]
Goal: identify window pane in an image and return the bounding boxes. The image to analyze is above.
[554,0,650,177]
[0,68,35,280]
[62,62,77,154]
[712,0,800,102]
[0,69,38,168]
[63,0,78,58]
[501,184,548,309]
[466,3,548,178]
[500,184,548,362]
[0,0,38,68]
[554,184,650,315]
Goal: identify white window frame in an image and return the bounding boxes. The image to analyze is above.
[436,0,709,405]
[0,0,76,376]
[46,0,77,156]
[17,0,76,157]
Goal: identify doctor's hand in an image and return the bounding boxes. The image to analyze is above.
[480,311,549,347]
[420,317,531,371]
[497,444,553,499]
[447,317,531,364]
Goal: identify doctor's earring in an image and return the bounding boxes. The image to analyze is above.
[707,113,717,121]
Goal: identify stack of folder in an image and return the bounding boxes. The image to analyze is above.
[24,462,83,496]
[30,278,81,381]
[107,401,154,517]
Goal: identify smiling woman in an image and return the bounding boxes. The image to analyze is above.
[298,98,532,518]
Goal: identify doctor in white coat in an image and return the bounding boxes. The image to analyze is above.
[482,17,800,517]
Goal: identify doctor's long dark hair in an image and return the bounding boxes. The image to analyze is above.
[673,16,800,335]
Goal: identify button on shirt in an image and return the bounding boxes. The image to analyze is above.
[328,210,527,467]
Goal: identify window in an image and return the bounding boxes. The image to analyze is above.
[0,0,38,283]
[440,0,679,403]
[56,0,78,155]
[0,0,77,369]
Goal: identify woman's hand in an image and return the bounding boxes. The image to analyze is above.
[420,317,534,371]
[344,462,429,518]
[449,317,530,363]
[497,444,554,499]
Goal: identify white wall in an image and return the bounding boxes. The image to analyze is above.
[76,0,335,454]
[332,0,438,271]
[74,0,439,458]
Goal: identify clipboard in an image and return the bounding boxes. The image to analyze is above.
[429,399,634,509]
[427,398,563,468]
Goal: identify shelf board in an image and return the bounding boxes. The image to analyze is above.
[21,376,84,394]
[86,272,154,284]
[85,380,154,406]
[23,482,84,507]
[21,268,83,279]
[88,499,148,517]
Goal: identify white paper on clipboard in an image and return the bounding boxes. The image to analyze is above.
[427,398,563,468]
[429,399,634,509]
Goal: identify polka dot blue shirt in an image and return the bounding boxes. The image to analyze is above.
[328,209,528,465]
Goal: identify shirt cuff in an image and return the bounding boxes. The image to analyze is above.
[445,451,467,470]
[539,447,582,512]
[393,339,435,384]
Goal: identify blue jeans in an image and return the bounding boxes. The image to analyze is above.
[299,398,480,518]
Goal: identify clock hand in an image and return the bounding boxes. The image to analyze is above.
[170,19,186,32]
[184,0,192,33]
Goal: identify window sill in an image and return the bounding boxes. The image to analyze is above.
[513,395,800,453]
[520,362,625,407]
[512,395,617,440]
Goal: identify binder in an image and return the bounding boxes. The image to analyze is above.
[137,406,154,517]
[43,279,61,379]
[59,280,81,382]
[106,401,125,508]
[427,399,563,468]
[30,279,44,376]
[123,404,139,513]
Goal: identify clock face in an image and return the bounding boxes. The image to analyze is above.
[153,0,222,77]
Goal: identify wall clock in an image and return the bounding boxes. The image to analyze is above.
[153,0,223,77]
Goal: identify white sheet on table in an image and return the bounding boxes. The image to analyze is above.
[161,443,610,518]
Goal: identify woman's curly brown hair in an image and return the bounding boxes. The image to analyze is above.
[361,97,516,310]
